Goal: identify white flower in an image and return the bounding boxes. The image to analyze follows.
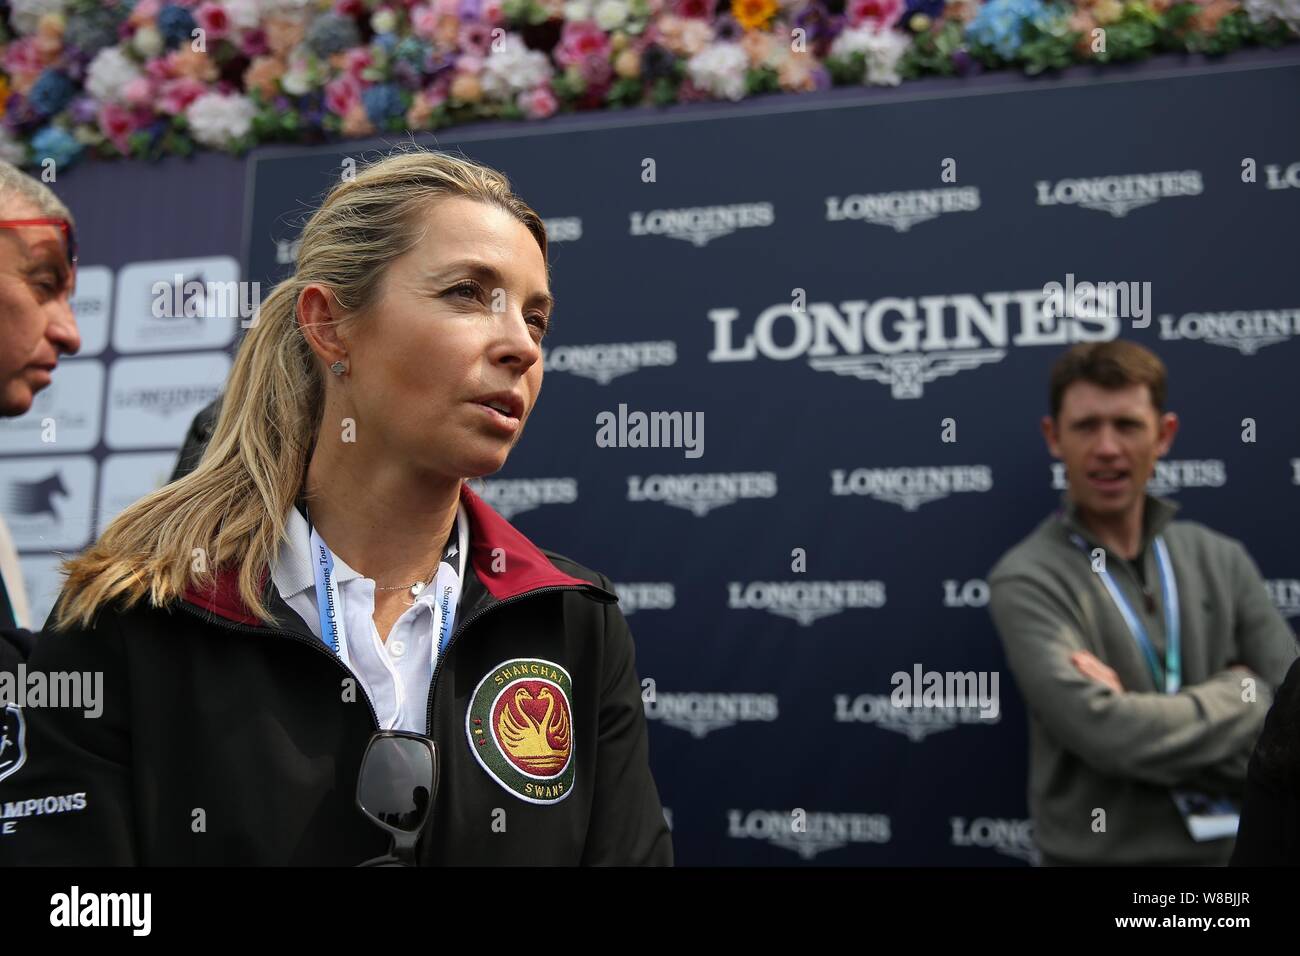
[480,34,554,99]
[185,92,258,149]
[1241,0,1300,31]
[85,48,143,104]
[9,0,66,36]
[593,0,630,30]
[133,25,165,59]
[830,25,911,86]
[563,0,593,20]
[686,42,748,101]
[225,0,262,31]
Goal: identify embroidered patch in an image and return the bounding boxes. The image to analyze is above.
[466,658,575,804]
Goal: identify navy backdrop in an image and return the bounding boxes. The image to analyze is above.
[16,48,1300,865]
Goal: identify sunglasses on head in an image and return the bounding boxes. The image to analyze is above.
[355,730,438,867]
[0,216,78,272]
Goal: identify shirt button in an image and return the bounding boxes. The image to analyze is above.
[389,640,406,658]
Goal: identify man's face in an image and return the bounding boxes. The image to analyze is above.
[1042,381,1178,519]
[331,196,551,481]
[0,201,80,416]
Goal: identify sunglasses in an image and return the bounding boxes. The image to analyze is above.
[355,730,438,867]
[0,216,78,279]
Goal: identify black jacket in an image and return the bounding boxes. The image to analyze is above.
[1231,655,1300,865]
[0,484,672,865]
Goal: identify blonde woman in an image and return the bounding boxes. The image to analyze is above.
[0,149,671,866]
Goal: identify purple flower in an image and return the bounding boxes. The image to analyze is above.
[714,13,743,41]
[68,96,99,125]
[459,0,483,19]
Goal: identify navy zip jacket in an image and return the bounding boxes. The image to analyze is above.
[0,484,672,866]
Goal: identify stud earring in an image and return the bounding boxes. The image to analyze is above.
[330,360,347,376]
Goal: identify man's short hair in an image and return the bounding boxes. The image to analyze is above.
[0,159,75,225]
[1048,341,1167,419]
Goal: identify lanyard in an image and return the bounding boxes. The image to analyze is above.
[307,510,466,666]
[1069,532,1181,693]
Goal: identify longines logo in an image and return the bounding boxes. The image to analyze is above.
[728,580,886,626]
[113,384,221,418]
[1157,308,1298,356]
[727,809,891,860]
[830,465,993,511]
[543,340,676,385]
[950,816,1039,865]
[1265,580,1300,619]
[628,202,774,247]
[1034,170,1202,217]
[474,477,578,520]
[825,186,980,232]
[627,471,776,517]
[613,582,676,615]
[708,289,1119,399]
[833,693,997,741]
[541,216,582,242]
[643,692,778,738]
[1050,460,1226,495]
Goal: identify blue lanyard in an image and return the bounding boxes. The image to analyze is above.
[305,508,463,664]
[1070,533,1181,693]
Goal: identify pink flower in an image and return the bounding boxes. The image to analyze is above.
[433,0,461,14]
[324,75,363,115]
[195,2,232,41]
[122,75,155,108]
[98,102,141,154]
[239,27,270,58]
[482,0,505,23]
[459,21,493,56]
[517,84,558,119]
[145,58,174,82]
[846,0,905,28]
[554,21,612,69]
[341,47,373,80]
[334,0,367,17]
[158,76,207,115]
[576,52,613,87]
[2,38,48,92]
[411,4,442,39]
[129,0,162,26]
[456,52,484,74]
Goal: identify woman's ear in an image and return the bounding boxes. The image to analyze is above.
[297,283,349,369]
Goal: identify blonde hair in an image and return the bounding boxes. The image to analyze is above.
[53,147,547,632]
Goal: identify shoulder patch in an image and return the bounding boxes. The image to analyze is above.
[466,658,575,804]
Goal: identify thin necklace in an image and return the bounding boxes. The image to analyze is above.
[304,503,440,598]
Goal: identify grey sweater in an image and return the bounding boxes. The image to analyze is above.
[988,494,1298,865]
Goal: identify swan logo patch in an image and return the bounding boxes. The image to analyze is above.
[467,658,575,804]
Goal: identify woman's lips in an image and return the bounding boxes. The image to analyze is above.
[472,400,520,435]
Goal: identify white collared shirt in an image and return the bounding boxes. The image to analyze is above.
[270,504,469,734]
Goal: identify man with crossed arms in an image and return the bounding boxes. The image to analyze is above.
[989,340,1296,865]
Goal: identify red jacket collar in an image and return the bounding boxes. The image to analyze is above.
[182,483,596,626]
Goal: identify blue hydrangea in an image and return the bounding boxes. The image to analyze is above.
[361,84,405,124]
[28,70,76,117]
[305,14,362,59]
[393,36,428,67]
[157,5,198,49]
[64,9,123,56]
[30,126,83,170]
[965,0,1062,59]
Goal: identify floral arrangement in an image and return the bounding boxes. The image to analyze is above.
[1,0,1296,169]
